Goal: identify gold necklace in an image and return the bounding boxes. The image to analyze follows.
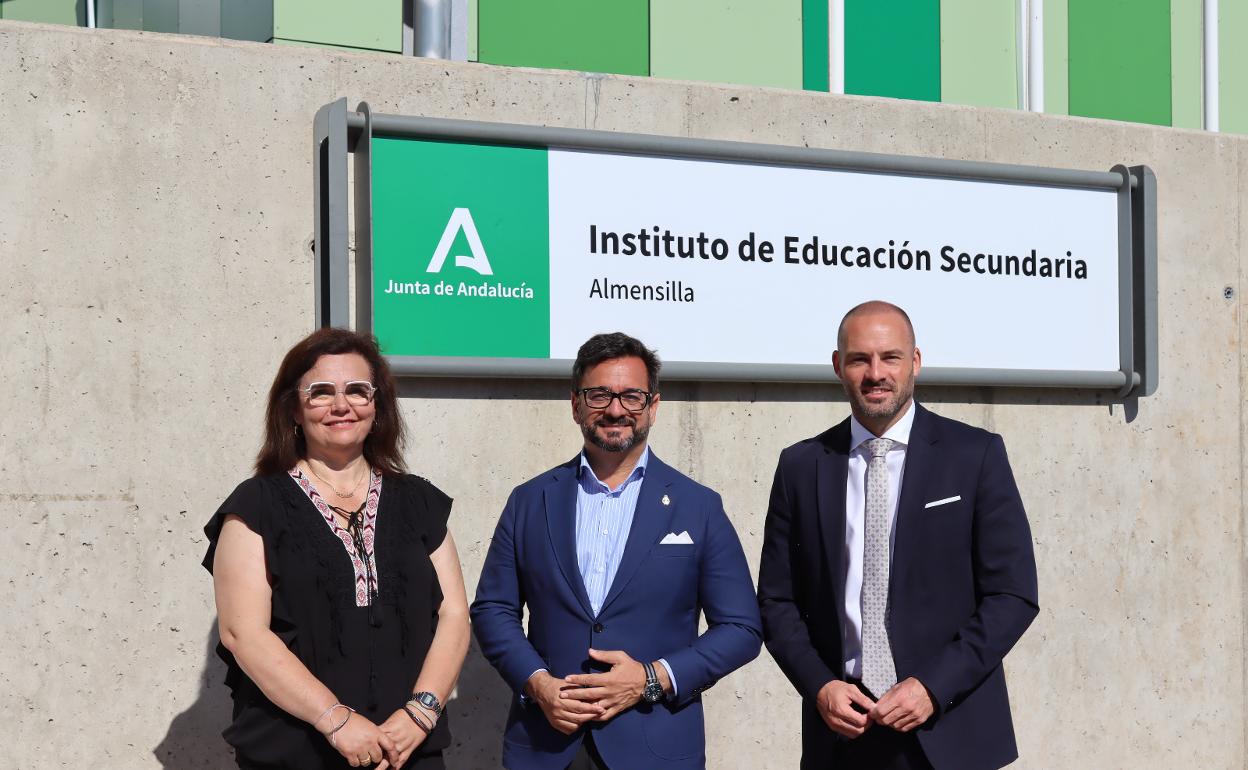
[307,461,368,499]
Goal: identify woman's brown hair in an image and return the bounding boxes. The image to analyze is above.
[254,327,407,476]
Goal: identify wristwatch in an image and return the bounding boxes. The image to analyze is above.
[642,662,665,704]
[408,691,443,716]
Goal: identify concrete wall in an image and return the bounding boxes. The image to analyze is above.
[0,19,1243,769]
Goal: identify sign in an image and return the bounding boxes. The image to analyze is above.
[371,140,1118,372]
[311,100,1156,394]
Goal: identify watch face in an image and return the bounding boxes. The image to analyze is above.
[416,692,441,713]
[644,682,664,703]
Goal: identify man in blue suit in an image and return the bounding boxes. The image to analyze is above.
[758,301,1039,770]
[472,332,762,770]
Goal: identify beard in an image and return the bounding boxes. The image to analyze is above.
[850,375,915,423]
[582,414,650,453]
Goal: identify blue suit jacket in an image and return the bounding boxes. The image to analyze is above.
[471,451,762,770]
[758,404,1039,770]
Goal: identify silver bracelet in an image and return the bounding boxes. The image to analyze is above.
[313,702,348,733]
[328,706,356,747]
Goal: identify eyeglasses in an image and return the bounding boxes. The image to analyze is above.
[576,387,653,412]
[299,381,376,407]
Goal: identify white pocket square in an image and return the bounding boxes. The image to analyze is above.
[660,531,694,545]
[924,495,961,509]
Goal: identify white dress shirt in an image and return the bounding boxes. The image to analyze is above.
[840,401,916,680]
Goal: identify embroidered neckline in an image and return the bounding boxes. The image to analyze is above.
[289,467,382,606]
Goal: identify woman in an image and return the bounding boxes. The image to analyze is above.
[204,328,469,769]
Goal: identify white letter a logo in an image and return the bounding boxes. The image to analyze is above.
[426,208,494,276]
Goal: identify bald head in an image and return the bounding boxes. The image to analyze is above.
[836,301,915,352]
[833,300,920,435]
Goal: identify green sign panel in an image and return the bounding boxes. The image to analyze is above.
[371,138,551,358]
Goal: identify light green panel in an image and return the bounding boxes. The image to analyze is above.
[1171,0,1201,128]
[273,0,400,53]
[1223,0,1248,134]
[651,0,803,89]
[274,38,389,55]
[940,0,1017,108]
[468,0,478,60]
[0,0,84,25]
[1069,0,1171,126]
[1043,0,1068,115]
[477,0,648,76]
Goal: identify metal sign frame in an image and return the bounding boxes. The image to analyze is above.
[314,97,1157,397]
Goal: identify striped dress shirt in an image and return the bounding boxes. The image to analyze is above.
[575,447,678,694]
[575,447,649,614]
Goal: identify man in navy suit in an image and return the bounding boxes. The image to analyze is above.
[758,301,1039,770]
[472,332,762,770]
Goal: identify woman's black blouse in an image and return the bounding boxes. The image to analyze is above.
[203,472,452,768]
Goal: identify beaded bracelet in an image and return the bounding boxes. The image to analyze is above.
[403,703,433,734]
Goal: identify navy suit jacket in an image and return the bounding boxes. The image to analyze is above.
[472,451,762,770]
[758,404,1039,770]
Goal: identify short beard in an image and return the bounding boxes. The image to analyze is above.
[582,416,649,453]
[853,376,915,423]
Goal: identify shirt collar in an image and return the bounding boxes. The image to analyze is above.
[849,400,916,453]
[578,445,651,492]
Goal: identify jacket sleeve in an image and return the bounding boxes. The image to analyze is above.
[470,489,549,695]
[662,491,763,706]
[757,455,840,701]
[910,434,1040,713]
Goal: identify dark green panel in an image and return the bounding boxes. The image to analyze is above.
[802,0,829,91]
[178,0,221,37]
[845,0,940,101]
[1069,0,1171,126]
[99,0,144,30]
[221,0,272,41]
[142,0,179,32]
[478,0,648,76]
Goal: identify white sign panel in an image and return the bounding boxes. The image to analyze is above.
[547,149,1120,372]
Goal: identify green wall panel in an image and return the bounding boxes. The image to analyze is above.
[274,0,399,53]
[845,0,940,102]
[478,0,648,76]
[1171,0,1201,128]
[468,0,478,61]
[1044,0,1068,114]
[178,0,221,37]
[802,0,829,91]
[0,0,84,25]
[1069,0,1171,126]
[274,38,385,54]
[1223,0,1248,134]
[651,0,802,89]
[98,0,143,30]
[221,0,272,42]
[143,0,179,33]
[940,0,1017,108]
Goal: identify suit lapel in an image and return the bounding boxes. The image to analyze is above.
[816,420,852,617]
[890,404,938,606]
[544,459,595,619]
[598,453,676,616]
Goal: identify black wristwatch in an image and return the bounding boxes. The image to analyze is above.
[408,691,443,716]
[642,662,664,703]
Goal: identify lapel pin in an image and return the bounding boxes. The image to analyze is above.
[661,494,671,506]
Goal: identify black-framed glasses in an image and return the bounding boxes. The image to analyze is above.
[299,380,376,407]
[576,387,653,412]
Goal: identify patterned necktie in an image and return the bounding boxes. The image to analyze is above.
[861,437,897,699]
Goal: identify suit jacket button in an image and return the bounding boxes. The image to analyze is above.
[593,623,604,633]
